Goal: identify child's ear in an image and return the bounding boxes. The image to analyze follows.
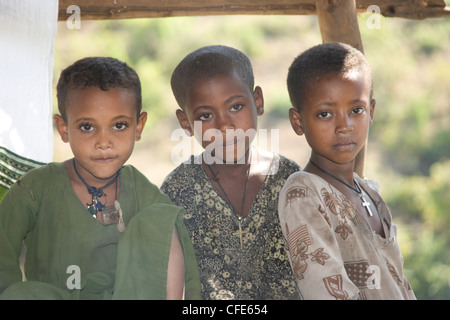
[289,108,305,136]
[175,109,193,136]
[135,111,147,141]
[369,98,376,126]
[253,86,264,116]
[54,114,69,143]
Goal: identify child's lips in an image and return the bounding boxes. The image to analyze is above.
[92,157,115,163]
[224,139,241,147]
[333,140,356,151]
[224,135,247,146]
[209,137,243,148]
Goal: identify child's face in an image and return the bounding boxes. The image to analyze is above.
[176,70,264,163]
[290,71,375,165]
[55,87,147,183]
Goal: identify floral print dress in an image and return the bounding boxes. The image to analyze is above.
[161,152,300,300]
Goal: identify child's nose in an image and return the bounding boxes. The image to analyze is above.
[96,130,112,150]
[335,114,353,134]
[216,113,235,133]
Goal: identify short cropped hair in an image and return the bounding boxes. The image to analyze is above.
[171,45,255,110]
[287,42,373,112]
[56,57,142,121]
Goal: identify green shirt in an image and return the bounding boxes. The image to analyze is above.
[0,162,201,299]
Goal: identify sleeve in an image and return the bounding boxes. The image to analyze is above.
[160,165,182,196]
[113,203,201,300]
[128,165,173,207]
[160,165,193,208]
[173,208,202,300]
[0,170,42,294]
[278,173,360,300]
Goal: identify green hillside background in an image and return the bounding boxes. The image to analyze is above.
[52,11,450,299]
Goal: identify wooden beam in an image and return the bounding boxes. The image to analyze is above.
[356,0,450,19]
[315,0,364,52]
[315,0,366,176]
[58,0,317,20]
[58,0,450,21]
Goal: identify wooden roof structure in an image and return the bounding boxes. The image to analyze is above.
[58,0,450,20]
[57,0,450,175]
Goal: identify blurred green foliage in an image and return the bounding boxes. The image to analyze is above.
[54,13,450,299]
[360,14,450,299]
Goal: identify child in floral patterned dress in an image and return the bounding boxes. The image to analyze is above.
[161,45,300,300]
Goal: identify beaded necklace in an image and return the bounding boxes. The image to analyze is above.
[72,159,126,231]
[73,158,120,216]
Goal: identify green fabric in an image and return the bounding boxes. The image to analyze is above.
[0,185,7,203]
[113,203,201,300]
[0,162,201,299]
[0,146,45,203]
[0,281,73,300]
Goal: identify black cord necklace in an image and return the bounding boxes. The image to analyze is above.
[309,160,373,217]
[310,160,361,193]
[206,153,252,249]
[72,158,121,217]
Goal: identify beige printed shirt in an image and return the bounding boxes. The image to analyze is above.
[278,171,416,300]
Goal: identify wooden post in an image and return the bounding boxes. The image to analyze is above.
[315,0,367,176]
[315,0,364,51]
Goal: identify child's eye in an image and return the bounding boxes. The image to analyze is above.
[317,111,332,119]
[198,113,212,121]
[113,122,128,131]
[352,107,365,115]
[79,123,93,132]
[230,104,243,112]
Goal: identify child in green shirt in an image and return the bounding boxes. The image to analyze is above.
[0,57,201,299]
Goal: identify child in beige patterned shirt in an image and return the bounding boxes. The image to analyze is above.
[279,42,415,299]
